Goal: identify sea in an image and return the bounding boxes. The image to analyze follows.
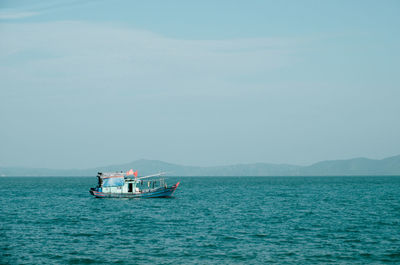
[1,176,400,264]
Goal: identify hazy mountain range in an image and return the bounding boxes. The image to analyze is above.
[1,155,400,177]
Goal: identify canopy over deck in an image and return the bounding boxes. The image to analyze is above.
[98,172,125,187]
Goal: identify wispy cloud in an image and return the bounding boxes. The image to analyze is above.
[0,1,98,20]
[0,21,298,98]
[0,11,40,20]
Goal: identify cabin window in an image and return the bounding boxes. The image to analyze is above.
[128,183,133,192]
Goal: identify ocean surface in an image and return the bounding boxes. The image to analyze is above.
[1,176,400,264]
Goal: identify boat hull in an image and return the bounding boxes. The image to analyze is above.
[89,182,179,198]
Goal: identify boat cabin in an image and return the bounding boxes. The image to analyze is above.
[96,172,167,194]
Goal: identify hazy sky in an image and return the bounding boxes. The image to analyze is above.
[1,0,399,168]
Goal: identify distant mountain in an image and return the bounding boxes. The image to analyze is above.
[297,155,400,176]
[1,155,400,177]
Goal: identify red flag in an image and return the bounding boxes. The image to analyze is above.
[134,171,138,178]
[126,169,134,176]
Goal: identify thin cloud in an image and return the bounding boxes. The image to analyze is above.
[0,11,40,20]
[0,0,98,20]
[0,21,296,84]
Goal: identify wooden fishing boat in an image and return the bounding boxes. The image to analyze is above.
[89,171,179,198]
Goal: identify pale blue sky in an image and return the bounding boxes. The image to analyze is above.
[1,0,399,168]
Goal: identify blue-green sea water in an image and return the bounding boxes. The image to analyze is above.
[1,176,400,264]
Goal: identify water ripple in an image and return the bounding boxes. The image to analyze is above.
[1,176,400,264]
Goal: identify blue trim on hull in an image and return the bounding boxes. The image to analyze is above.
[89,184,178,198]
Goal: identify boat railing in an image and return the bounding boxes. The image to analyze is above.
[135,178,167,191]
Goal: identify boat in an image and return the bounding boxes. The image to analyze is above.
[89,170,180,198]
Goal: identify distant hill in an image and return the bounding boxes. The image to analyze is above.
[297,155,400,176]
[1,155,400,177]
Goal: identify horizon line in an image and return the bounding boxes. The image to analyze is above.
[1,153,399,170]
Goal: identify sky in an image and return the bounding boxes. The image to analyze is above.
[0,0,399,169]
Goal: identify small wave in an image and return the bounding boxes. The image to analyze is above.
[68,257,97,264]
[70,233,96,237]
[222,235,238,240]
[385,252,400,258]
[252,233,268,238]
